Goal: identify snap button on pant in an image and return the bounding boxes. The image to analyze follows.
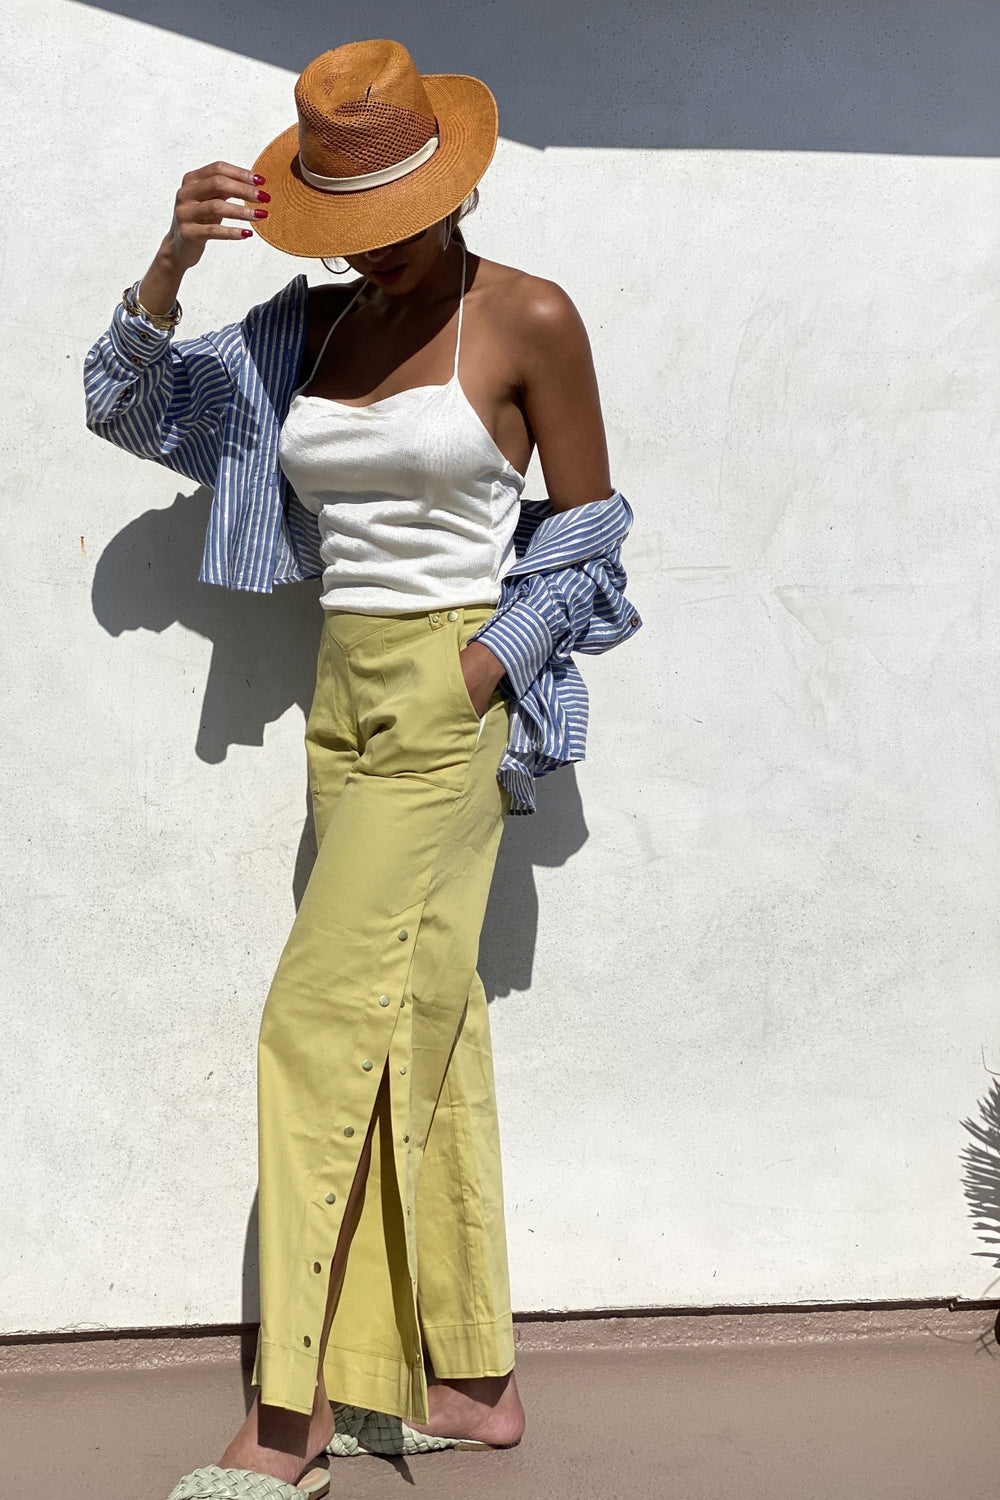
[252,604,514,1422]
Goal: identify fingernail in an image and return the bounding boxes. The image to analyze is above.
[241,228,254,238]
[252,174,266,185]
[254,207,269,219]
[256,190,271,203]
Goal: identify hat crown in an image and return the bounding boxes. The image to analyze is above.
[296,40,438,181]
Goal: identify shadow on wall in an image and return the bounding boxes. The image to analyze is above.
[240,1193,260,1403]
[77,0,1000,156]
[91,489,323,905]
[479,769,588,1003]
[92,487,591,958]
[960,1076,1000,1338]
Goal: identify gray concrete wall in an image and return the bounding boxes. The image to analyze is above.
[4,0,1000,1334]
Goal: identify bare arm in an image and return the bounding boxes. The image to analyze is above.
[459,280,614,710]
[516,282,614,511]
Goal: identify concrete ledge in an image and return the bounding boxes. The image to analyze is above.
[3,1300,997,1374]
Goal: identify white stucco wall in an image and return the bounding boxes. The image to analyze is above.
[4,0,1000,1334]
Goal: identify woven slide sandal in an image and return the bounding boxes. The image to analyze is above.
[327,1402,494,1457]
[165,1462,330,1500]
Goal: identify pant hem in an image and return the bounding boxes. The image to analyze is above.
[256,1337,320,1416]
[324,1339,425,1424]
[420,1315,515,1380]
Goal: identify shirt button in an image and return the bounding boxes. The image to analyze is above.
[399,1066,407,1075]
[630,615,639,627]
[313,1261,322,1273]
[344,1126,355,1138]
[362,1059,373,1071]
[447,610,459,622]
[378,995,390,1007]
[324,1192,336,1204]
[302,1335,312,1348]
[397,929,408,942]
[429,613,440,624]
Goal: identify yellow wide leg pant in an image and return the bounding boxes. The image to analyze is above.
[253,604,514,1422]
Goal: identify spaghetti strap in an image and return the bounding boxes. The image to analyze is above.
[453,241,467,380]
[296,281,366,394]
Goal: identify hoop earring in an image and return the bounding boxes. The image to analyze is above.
[321,256,353,275]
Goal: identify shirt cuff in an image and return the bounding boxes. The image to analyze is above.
[106,300,174,373]
[472,596,559,699]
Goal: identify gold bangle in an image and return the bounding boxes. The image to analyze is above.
[122,281,183,331]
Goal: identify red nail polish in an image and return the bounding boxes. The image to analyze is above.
[256,190,271,203]
[252,174,266,185]
[254,207,269,219]
[241,228,253,238]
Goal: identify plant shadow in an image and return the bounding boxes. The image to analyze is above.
[961,1076,1000,1343]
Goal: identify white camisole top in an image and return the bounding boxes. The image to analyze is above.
[278,245,526,614]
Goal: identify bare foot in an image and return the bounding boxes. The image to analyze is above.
[409,1371,525,1448]
[219,1383,334,1486]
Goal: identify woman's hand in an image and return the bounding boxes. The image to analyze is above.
[137,162,269,316]
[459,641,506,717]
[163,161,268,270]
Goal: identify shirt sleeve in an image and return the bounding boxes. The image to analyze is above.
[83,300,238,489]
[472,573,581,699]
[472,494,640,694]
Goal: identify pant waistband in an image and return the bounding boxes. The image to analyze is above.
[322,603,497,653]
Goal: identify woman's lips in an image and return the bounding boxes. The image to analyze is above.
[368,264,405,284]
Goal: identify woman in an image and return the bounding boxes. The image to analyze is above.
[85,39,639,1500]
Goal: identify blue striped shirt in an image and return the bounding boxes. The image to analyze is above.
[83,281,641,811]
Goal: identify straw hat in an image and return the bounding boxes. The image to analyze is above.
[251,40,498,258]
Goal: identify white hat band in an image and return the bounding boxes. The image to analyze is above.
[299,134,440,193]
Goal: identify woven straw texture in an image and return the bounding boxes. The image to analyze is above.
[296,92,435,177]
[251,41,497,258]
[327,1403,490,1458]
[165,1465,328,1500]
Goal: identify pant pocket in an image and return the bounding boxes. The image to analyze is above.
[445,624,488,727]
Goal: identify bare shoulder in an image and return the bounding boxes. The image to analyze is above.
[473,258,589,348]
[306,278,364,323]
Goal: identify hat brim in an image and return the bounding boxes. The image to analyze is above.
[249,75,498,258]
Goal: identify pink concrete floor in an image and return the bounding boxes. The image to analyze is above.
[3,1312,1000,1499]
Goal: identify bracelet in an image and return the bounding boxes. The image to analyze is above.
[122,281,183,331]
